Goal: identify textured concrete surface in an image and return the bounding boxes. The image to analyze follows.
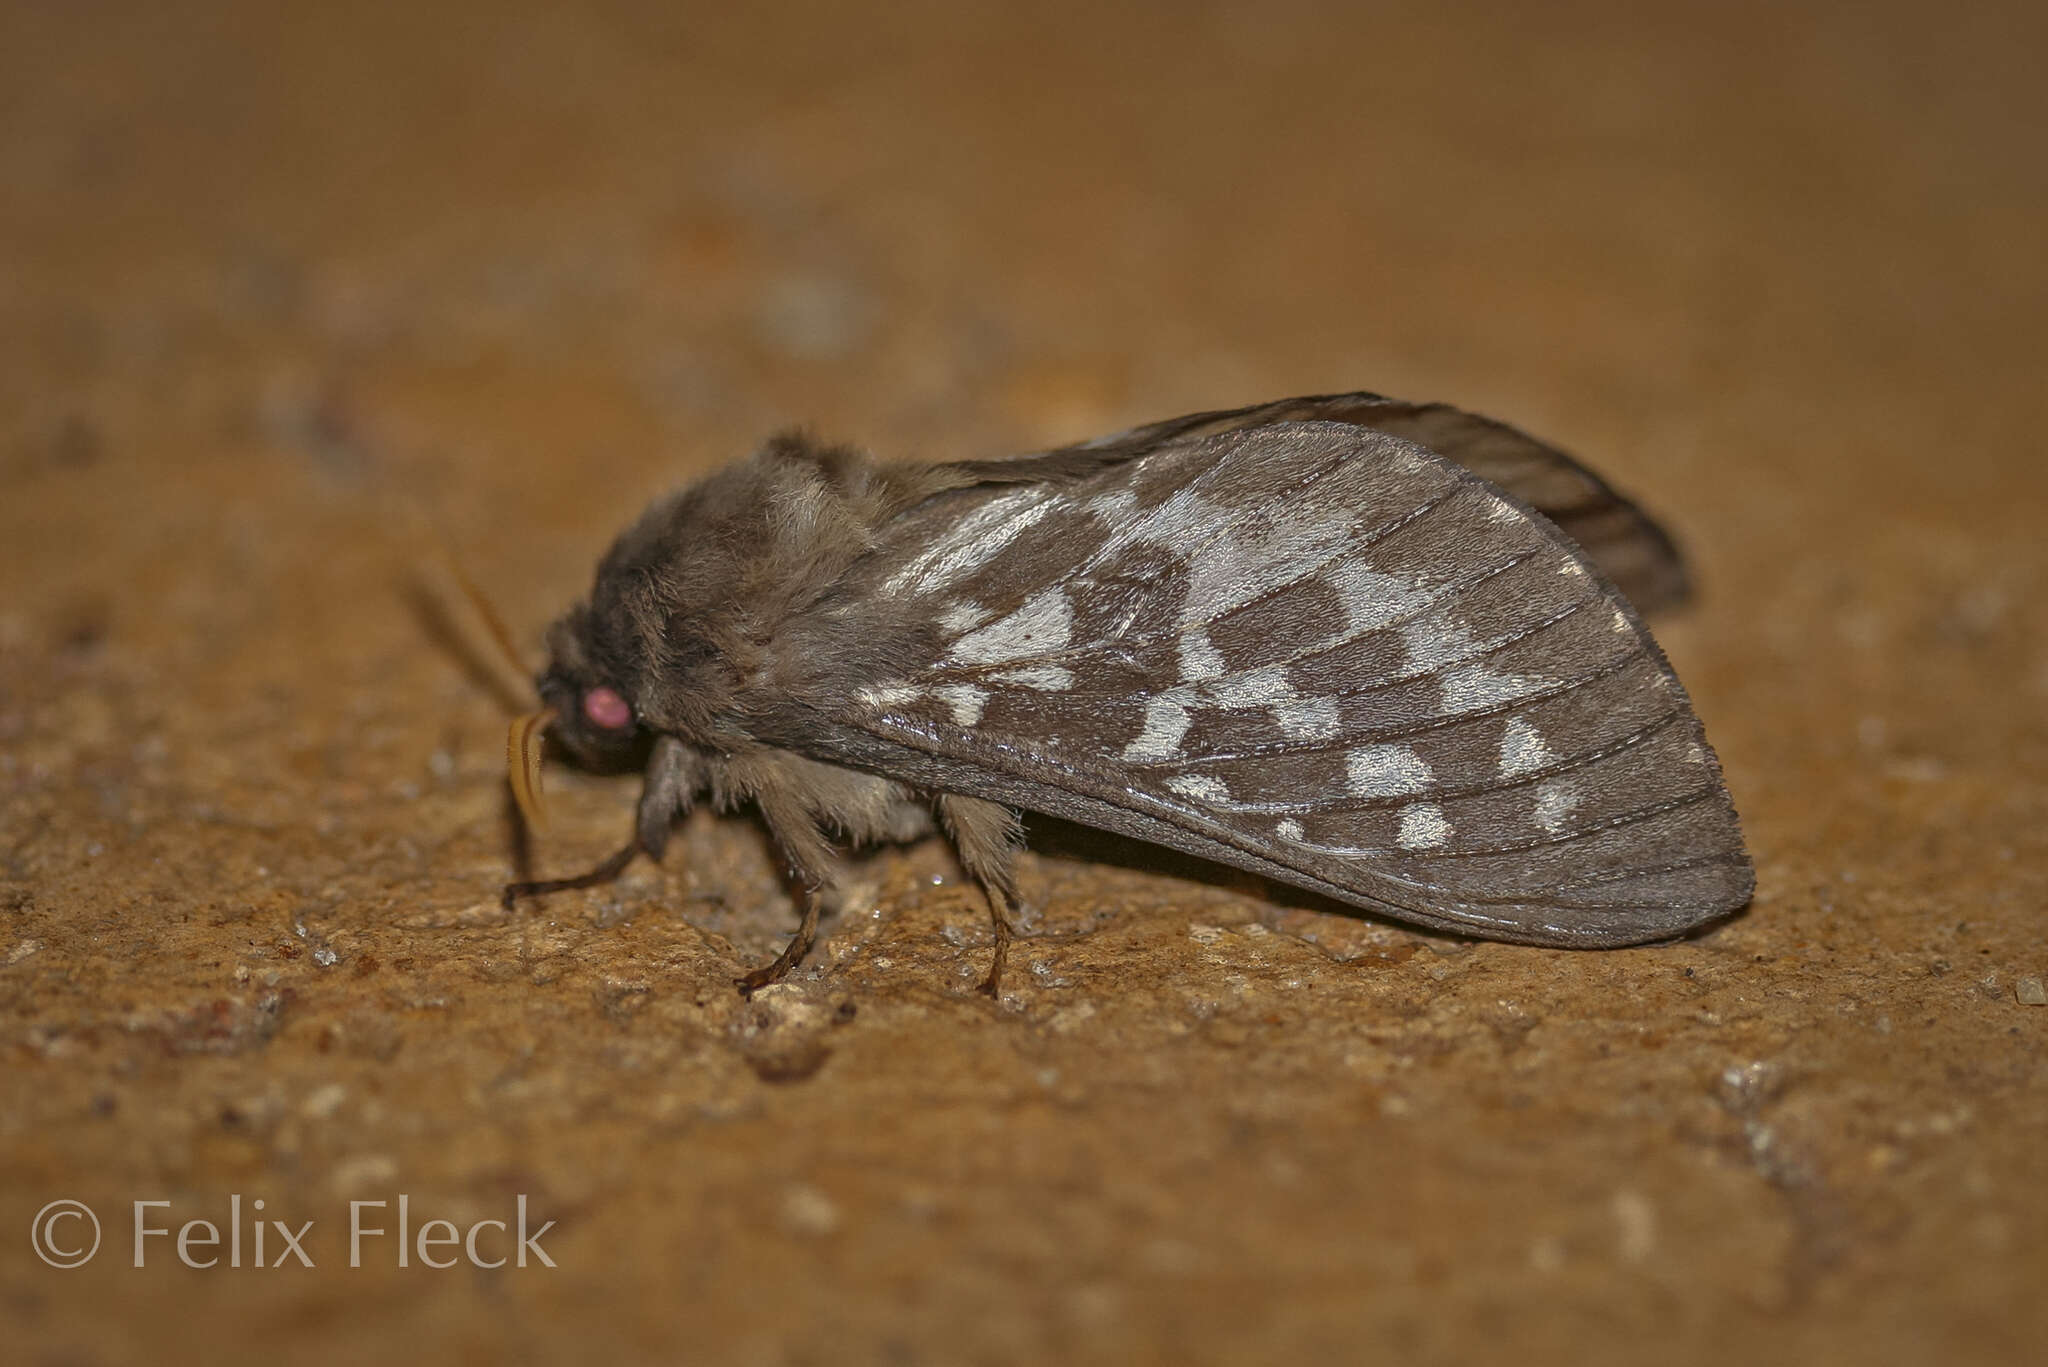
[3,3,2044,1363]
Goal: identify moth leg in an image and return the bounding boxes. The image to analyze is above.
[502,841,640,909]
[501,737,700,910]
[737,770,841,997]
[938,794,1025,998]
[980,885,1016,1000]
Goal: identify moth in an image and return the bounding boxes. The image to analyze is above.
[500,391,1753,995]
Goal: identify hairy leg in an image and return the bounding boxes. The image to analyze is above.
[736,756,844,996]
[939,794,1025,997]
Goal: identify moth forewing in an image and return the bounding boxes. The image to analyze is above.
[817,419,1750,949]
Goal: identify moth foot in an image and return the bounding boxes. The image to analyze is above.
[735,912,819,997]
[732,973,763,998]
[735,955,798,998]
[975,934,1010,999]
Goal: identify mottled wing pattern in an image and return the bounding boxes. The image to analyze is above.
[1052,392,1692,615]
[824,420,1750,946]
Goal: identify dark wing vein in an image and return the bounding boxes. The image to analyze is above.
[1302,786,1723,859]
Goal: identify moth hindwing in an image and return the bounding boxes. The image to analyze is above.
[509,393,1753,994]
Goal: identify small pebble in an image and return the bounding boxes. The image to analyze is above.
[780,1184,841,1237]
[329,1153,398,1195]
[2015,976,2046,1006]
[301,1083,347,1120]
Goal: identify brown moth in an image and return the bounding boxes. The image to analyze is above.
[501,392,1753,995]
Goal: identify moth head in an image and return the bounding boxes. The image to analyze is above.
[504,601,654,829]
[504,482,755,826]
[534,604,649,769]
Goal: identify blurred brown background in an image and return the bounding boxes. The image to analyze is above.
[3,2,2044,1363]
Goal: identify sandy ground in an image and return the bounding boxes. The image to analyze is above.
[3,2,2045,1363]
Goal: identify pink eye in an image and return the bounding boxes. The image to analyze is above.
[582,686,632,730]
